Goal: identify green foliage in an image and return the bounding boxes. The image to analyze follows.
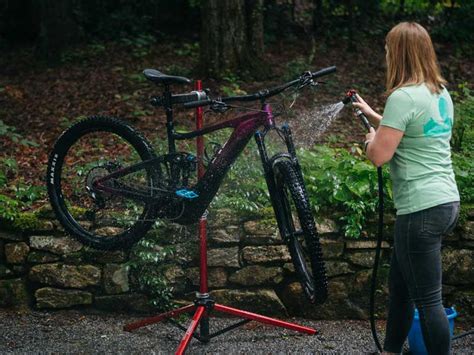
[299,145,393,238]
[213,148,270,216]
[212,135,394,238]
[60,42,106,64]
[452,83,474,152]
[8,212,44,231]
[0,194,20,221]
[163,64,192,78]
[450,83,474,204]
[284,57,310,81]
[0,154,45,222]
[452,152,474,204]
[0,120,38,147]
[120,34,156,58]
[128,228,175,310]
[174,42,199,58]
[220,73,247,97]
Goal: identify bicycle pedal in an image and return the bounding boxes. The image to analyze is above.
[175,189,199,199]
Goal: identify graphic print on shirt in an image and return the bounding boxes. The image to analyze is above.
[423,96,453,136]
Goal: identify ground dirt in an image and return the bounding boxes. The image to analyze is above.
[0,309,472,354]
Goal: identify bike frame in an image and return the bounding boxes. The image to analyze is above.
[94,94,300,225]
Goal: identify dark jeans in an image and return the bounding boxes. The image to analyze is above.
[383,201,460,354]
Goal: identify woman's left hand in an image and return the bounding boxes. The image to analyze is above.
[366,127,376,143]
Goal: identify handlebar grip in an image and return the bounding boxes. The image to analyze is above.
[172,90,207,104]
[311,66,337,79]
[183,99,212,109]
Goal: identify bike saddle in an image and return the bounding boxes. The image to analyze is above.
[143,69,191,85]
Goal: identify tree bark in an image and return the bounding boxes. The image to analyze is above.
[38,0,80,63]
[200,0,266,78]
[312,0,323,37]
[246,0,265,57]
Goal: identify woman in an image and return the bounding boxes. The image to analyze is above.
[353,22,460,355]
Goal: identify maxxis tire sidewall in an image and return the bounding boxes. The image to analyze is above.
[46,116,158,250]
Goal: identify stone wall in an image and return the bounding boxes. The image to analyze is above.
[1,207,473,324]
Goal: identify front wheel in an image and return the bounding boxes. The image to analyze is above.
[47,116,159,250]
[273,159,328,304]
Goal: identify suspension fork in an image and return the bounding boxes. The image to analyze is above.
[254,130,288,241]
[281,124,304,180]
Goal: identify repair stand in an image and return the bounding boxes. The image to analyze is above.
[123,80,317,355]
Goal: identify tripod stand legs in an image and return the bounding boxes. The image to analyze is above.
[124,300,317,355]
[214,303,316,335]
[176,306,205,355]
[123,304,195,332]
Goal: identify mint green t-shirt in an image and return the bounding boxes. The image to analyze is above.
[380,84,460,215]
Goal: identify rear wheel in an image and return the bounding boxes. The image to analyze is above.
[47,116,159,250]
[273,159,328,304]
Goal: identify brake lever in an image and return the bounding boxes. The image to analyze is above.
[210,100,230,113]
[297,71,314,90]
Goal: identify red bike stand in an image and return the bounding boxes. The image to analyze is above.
[123,80,317,354]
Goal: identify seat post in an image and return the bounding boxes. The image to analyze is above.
[163,84,176,154]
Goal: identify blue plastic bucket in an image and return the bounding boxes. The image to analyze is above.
[408,307,457,355]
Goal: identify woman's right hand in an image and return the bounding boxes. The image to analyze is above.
[352,94,382,125]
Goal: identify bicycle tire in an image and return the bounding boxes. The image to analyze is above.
[47,116,158,250]
[273,159,328,304]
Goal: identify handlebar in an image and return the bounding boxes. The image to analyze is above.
[311,66,337,79]
[182,65,336,109]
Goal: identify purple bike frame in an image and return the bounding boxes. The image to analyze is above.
[174,103,275,224]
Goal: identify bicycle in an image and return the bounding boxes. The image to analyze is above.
[46,66,336,303]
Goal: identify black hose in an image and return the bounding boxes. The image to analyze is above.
[369,167,384,352]
[452,328,474,340]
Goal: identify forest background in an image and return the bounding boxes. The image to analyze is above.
[0,0,473,237]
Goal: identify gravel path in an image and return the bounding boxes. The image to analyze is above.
[0,309,472,354]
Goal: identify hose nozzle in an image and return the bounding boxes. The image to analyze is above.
[342,89,357,105]
[343,89,372,132]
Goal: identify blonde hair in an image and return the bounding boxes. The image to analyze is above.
[385,22,446,94]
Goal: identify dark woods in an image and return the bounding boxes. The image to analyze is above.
[0,0,473,78]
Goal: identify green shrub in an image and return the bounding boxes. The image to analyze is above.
[452,83,474,152]
[212,139,393,238]
[452,152,474,204]
[128,230,175,310]
[299,145,393,238]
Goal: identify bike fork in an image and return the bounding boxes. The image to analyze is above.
[254,131,289,242]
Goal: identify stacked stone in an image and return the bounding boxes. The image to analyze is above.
[0,206,473,324]
[0,217,147,312]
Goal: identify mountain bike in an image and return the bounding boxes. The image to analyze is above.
[46,66,336,303]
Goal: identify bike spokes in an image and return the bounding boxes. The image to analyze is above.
[60,131,152,236]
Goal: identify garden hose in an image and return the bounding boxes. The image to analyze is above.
[369,167,384,352]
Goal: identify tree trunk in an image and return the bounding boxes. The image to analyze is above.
[312,0,323,37]
[246,0,264,57]
[346,0,355,52]
[200,0,267,78]
[38,0,80,63]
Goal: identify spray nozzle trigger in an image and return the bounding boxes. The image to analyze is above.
[342,89,358,105]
